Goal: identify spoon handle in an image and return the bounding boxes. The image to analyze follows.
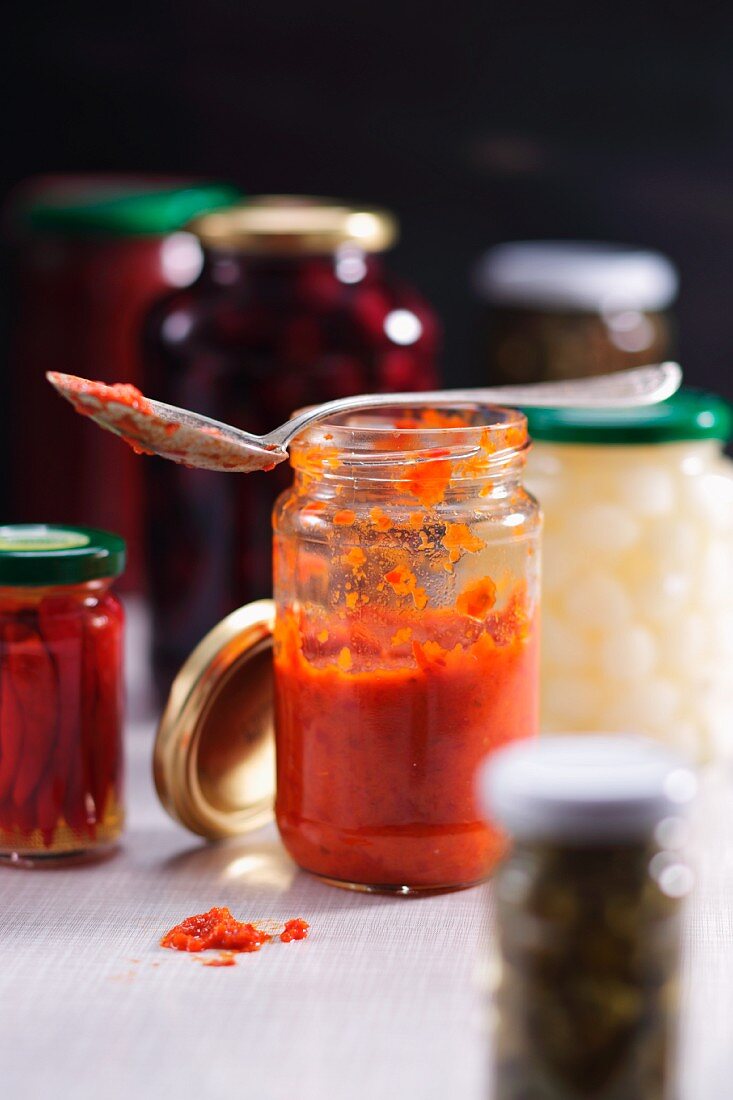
[269,363,681,448]
[442,362,682,407]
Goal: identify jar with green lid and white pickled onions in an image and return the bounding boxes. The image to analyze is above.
[523,389,733,763]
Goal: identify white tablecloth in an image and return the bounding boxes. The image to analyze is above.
[1,727,731,1099]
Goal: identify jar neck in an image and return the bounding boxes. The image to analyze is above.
[199,245,382,288]
[289,404,530,502]
[0,578,115,606]
[291,456,526,503]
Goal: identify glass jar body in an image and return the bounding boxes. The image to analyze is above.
[493,836,684,1099]
[144,251,440,695]
[525,439,733,762]
[10,233,185,593]
[0,579,124,862]
[272,411,540,891]
[7,175,234,592]
[483,304,673,385]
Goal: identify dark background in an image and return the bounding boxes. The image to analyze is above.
[3,2,733,394]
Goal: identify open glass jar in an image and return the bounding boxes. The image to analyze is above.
[272,403,541,891]
[0,525,125,864]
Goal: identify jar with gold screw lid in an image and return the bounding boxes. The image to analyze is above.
[144,195,441,696]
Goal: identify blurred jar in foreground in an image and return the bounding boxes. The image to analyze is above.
[0,525,126,864]
[6,176,239,591]
[480,735,696,1100]
[144,196,440,694]
[475,241,678,384]
[272,401,539,891]
[523,391,733,763]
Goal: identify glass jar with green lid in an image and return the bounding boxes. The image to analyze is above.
[523,389,733,762]
[0,524,126,864]
[6,175,240,592]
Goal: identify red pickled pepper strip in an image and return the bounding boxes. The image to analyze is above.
[37,598,85,843]
[1,675,35,837]
[34,636,62,845]
[0,695,26,832]
[35,763,63,845]
[0,651,3,800]
[40,598,86,832]
[0,631,24,805]
[63,740,86,833]
[10,788,37,835]
[6,620,58,809]
[79,614,99,836]
[98,600,124,811]
[84,600,124,824]
[18,619,63,843]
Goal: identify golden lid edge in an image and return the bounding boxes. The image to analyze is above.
[153,599,276,840]
[188,196,398,254]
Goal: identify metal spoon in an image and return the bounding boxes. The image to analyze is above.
[47,362,682,475]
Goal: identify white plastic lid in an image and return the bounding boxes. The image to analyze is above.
[479,735,696,843]
[474,241,679,312]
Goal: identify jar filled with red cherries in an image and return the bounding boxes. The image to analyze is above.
[143,196,441,693]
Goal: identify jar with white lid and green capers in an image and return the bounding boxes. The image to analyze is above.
[479,735,697,1100]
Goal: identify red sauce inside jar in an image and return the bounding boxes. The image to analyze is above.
[275,595,538,889]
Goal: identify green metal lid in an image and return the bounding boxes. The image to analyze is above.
[20,181,241,237]
[524,388,733,445]
[0,526,126,586]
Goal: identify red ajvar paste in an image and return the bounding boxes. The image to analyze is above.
[280,918,309,942]
[160,907,271,953]
[49,375,160,455]
[274,591,538,889]
[160,909,310,954]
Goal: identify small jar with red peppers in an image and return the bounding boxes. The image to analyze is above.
[0,525,125,865]
[143,196,441,694]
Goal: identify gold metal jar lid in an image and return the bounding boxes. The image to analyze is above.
[153,600,276,839]
[188,195,398,255]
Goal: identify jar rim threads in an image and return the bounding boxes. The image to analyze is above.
[290,403,529,480]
